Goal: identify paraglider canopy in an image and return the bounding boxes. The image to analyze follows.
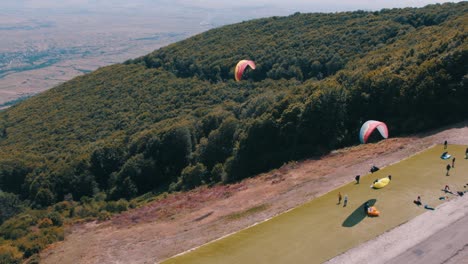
[234,60,256,81]
[359,120,388,144]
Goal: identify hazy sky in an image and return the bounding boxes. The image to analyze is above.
[0,0,463,105]
[1,0,462,12]
[1,0,462,27]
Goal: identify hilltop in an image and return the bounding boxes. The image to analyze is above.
[0,3,467,262]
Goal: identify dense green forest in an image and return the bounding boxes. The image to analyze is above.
[0,2,467,261]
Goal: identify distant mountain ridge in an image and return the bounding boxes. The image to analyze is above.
[0,2,466,208]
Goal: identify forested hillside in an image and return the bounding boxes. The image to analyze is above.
[0,3,467,259]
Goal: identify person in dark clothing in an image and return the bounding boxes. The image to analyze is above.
[444,140,447,149]
[355,175,360,184]
[446,164,451,176]
[414,196,422,206]
[370,165,380,173]
[388,175,392,180]
[465,147,468,159]
[452,157,456,168]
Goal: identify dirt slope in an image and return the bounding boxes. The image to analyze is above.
[41,120,468,264]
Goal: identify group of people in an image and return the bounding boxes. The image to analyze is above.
[336,173,369,206]
[415,185,453,206]
[443,141,466,176]
[335,175,363,208]
[354,172,392,184]
[414,141,467,210]
[444,141,468,176]
[336,172,390,209]
[337,192,348,207]
[337,141,465,213]
[444,184,467,197]
[446,157,455,175]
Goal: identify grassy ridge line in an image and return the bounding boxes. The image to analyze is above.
[134,3,465,82]
[0,94,34,109]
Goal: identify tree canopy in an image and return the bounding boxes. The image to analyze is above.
[0,2,466,209]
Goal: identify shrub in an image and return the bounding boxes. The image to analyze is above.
[168,179,182,192]
[0,228,28,241]
[15,237,42,258]
[26,254,41,264]
[210,163,226,183]
[0,244,23,264]
[105,199,128,213]
[116,199,128,212]
[73,206,98,219]
[68,207,75,218]
[0,192,25,225]
[94,192,107,202]
[180,163,207,190]
[80,196,92,204]
[97,211,111,221]
[37,218,53,228]
[0,214,36,240]
[46,212,63,226]
[41,227,65,242]
[34,188,55,207]
[53,201,71,213]
[15,227,64,258]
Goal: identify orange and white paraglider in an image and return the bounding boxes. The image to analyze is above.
[234,60,256,81]
[359,120,388,144]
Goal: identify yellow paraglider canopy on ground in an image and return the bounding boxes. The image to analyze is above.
[371,177,390,189]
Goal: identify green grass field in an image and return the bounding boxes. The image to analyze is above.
[163,145,468,264]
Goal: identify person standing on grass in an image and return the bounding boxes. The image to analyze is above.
[444,140,448,149]
[452,157,456,168]
[343,195,348,207]
[338,192,342,205]
[465,147,468,159]
[446,164,451,176]
[355,175,360,184]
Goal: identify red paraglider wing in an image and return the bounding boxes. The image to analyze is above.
[359,120,389,143]
[234,60,256,81]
